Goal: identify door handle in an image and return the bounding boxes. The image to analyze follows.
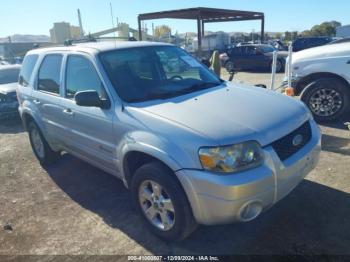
[63,108,74,116]
[33,99,41,105]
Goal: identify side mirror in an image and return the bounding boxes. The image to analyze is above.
[75,90,103,107]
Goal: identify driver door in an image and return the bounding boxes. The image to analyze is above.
[60,54,116,171]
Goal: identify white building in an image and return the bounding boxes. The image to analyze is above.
[336,25,350,38]
[192,32,230,52]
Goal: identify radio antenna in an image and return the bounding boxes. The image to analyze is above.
[110,2,117,47]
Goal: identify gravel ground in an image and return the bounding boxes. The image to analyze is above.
[0,72,349,256]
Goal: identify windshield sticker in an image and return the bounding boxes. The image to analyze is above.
[180,56,201,67]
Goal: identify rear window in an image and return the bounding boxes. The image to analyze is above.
[37,54,62,94]
[0,68,20,84]
[19,54,38,87]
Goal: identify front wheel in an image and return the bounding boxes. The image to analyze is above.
[301,78,350,122]
[131,162,197,241]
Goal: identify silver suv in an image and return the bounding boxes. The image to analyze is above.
[17,41,321,241]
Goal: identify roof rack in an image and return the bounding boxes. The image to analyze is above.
[64,36,137,46]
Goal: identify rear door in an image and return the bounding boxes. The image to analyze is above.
[60,53,116,171]
[31,53,67,143]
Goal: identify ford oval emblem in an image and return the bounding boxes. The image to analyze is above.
[292,134,303,146]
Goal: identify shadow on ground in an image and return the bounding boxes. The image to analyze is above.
[322,134,350,156]
[44,154,350,255]
[319,115,350,131]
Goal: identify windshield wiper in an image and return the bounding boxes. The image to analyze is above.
[128,81,221,103]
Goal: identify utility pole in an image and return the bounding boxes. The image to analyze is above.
[77,9,84,37]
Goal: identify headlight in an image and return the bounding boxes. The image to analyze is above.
[199,141,264,173]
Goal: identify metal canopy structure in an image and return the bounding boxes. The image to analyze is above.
[138,7,265,56]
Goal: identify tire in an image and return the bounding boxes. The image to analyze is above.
[225,61,235,73]
[270,59,283,73]
[28,121,61,165]
[131,161,197,241]
[301,77,350,122]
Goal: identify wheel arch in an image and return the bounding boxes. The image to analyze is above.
[122,149,182,189]
[296,72,350,96]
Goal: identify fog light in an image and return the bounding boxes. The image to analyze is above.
[238,201,263,222]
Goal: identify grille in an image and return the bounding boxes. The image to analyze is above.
[271,121,312,161]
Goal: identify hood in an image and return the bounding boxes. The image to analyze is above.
[0,82,18,95]
[293,42,350,63]
[127,82,310,147]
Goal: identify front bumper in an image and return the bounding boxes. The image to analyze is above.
[176,119,321,225]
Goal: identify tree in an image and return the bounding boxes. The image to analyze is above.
[154,25,171,38]
[291,31,298,41]
[275,32,282,40]
[301,21,341,37]
[284,31,292,41]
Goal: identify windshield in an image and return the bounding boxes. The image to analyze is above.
[260,45,276,53]
[99,46,221,102]
[0,68,20,84]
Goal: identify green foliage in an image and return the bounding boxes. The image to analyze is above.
[301,21,341,37]
[154,25,171,38]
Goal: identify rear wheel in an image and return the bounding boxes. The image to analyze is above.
[131,161,197,241]
[270,59,283,73]
[301,77,350,122]
[225,61,235,73]
[28,121,61,165]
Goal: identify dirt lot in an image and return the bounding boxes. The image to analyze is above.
[0,72,349,256]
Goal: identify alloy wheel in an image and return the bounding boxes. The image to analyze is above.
[30,127,45,159]
[309,88,343,117]
[138,180,175,231]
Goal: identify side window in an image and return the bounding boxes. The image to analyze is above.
[38,55,62,94]
[19,54,38,86]
[246,46,256,55]
[156,50,200,80]
[233,47,242,55]
[65,56,106,99]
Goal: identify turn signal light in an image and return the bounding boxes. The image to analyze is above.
[285,87,295,96]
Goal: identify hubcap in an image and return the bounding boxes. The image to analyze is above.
[138,180,175,231]
[30,128,44,158]
[309,88,343,117]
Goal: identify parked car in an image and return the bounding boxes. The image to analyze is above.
[0,64,21,119]
[292,37,333,52]
[281,42,350,122]
[224,44,287,73]
[17,41,321,241]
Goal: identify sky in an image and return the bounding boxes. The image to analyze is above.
[0,0,349,37]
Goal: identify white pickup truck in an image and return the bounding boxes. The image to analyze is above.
[282,42,350,122]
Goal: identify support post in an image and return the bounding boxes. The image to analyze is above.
[197,18,202,58]
[270,51,278,90]
[201,20,205,36]
[260,16,265,43]
[287,44,293,88]
[138,17,142,41]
